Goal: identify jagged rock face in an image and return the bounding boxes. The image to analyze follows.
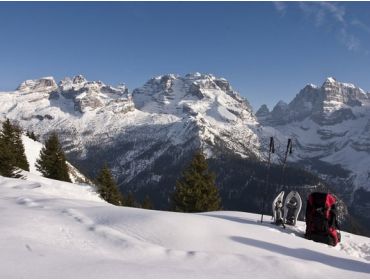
[17,77,58,93]
[0,73,262,202]
[55,75,132,113]
[132,73,255,122]
[131,73,259,158]
[261,78,369,126]
[258,78,370,194]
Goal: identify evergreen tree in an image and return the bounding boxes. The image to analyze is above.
[36,132,71,182]
[172,150,221,212]
[141,195,153,209]
[0,137,21,178]
[0,119,28,177]
[26,130,38,141]
[95,163,123,206]
[125,192,138,208]
[12,124,29,171]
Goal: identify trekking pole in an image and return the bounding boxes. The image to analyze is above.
[260,137,274,223]
[272,138,293,228]
[279,138,293,192]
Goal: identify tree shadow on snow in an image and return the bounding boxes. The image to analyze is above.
[230,236,370,274]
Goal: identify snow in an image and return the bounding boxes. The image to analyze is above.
[22,134,43,175]
[2,129,370,277]
[307,83,318,88]
[342,82,356,89]
[326,77,337,83]
[21,134,90,184]
[0,174,369,278]
[270,112,370,192]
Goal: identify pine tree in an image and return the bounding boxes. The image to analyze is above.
[0,119,28,177]
[0,137,21,178]
[141,195,153,209]
[125,192,138,208]
[172,150,221,212]
[13,124,29,171]
[95,163,123,206]
[26,130,38,141]
[36,132,71,182]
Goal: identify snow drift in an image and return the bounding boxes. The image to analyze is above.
[0,173,369,278]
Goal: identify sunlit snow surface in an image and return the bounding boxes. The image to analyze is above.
[0,174,369,278]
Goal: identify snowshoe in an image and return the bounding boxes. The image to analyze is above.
[283,191,302,226]
[272,191,285,228]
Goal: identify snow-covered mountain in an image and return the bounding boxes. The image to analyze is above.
[0,174,369,278]
[1,73,258,159]
[256,77,370,231]
[0,73,262,205]
[1,74,369,233]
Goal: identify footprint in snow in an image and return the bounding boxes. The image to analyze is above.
[13,183,41,190]
[16,197,40,207]
[187,251,197,257]
[25,244,44,257]
[25,244,32,252]
[61,208,132,248]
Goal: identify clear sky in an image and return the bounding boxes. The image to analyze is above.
[1,1,370,111]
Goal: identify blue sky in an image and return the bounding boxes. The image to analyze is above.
[0,2,370,111]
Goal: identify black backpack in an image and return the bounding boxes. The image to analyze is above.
[305,192,340,246]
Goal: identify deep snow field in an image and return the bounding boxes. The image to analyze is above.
[0,135,369,278]
[0,172,370,278]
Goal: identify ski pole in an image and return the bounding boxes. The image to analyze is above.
[261,136,274,223]
[278,138,293,192]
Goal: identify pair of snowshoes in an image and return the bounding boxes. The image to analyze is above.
[272,191,302,228]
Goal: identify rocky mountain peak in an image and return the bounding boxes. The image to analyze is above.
[72,75,87,85]
[132,73,254,122]
[255,104,270,117]
[275,100,288,108]
[17,77,57,92]
[257,77,370,126]
[323,76,337,85]
[255,104,270,123]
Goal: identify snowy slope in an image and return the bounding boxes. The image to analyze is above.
[0,174,369,278]
[21,134,90,184]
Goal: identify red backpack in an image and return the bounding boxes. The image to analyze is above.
[305,192,341,246]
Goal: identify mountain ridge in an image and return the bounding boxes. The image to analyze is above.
[1,73,370,234]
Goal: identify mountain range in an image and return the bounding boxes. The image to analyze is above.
[1,73,369,234]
